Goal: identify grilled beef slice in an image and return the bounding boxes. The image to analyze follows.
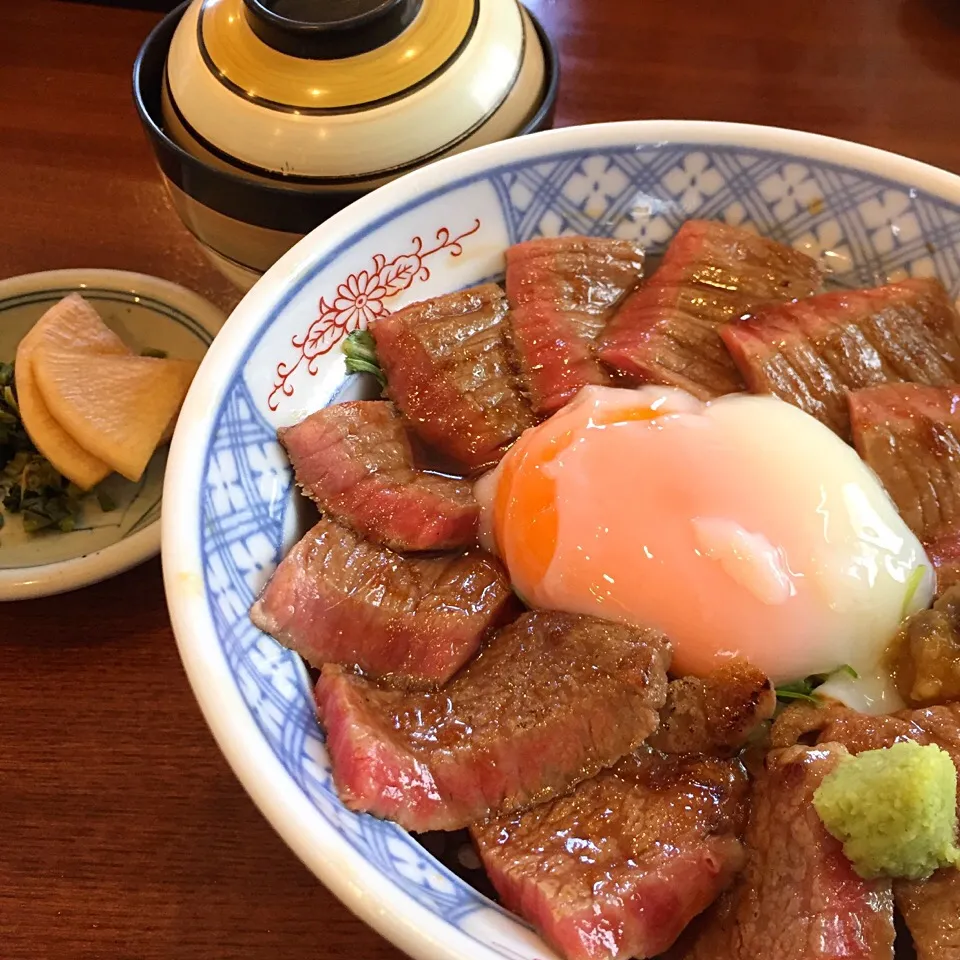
[370,284,534,470]
[315,611,671,832]
[772,702,960,760]
[812,702,960,766]
[849,382,960,591]
[505,237,645,416]
[598,220,821,400]
[721,278,960,440]
[895,867,960,960]
[250,518,512,687]
[673,744,895,960]
[470,751,748,960]
[278,401,479,552]
[849,384,960,539]
[649,661,776,756]
[928,529,960,595]
[888,586,960,707]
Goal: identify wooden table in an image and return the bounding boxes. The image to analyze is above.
[3,0,960,956]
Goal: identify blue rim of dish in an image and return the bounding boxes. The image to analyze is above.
[194,138,960,949]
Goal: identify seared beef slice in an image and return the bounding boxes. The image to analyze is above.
[250,518,512,687]
[471,752,748,960]
[506,237,645,416]
[676,744,895,960]
[598,221,821,399]
[649,661,776,756]
[887,586,960,706]
[722,278,960,439]
[278,400,478,552]
[812,702,960,762]
[849,384,960,591]
[771,702,960,762]
[895,868,960,960]
[315,611,671,831]
[927,531,960,596]
[371,284,534,470]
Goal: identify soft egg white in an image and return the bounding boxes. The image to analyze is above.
[478,385,934,713]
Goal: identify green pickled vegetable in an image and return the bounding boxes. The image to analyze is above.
[0,362,91,536]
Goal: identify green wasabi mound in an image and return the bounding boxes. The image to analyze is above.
[813,741,960,880]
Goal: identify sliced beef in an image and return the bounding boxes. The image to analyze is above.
[470,751,748,960]
[771,701,960,772]
[888,585,960,707]
[370,284,534,471]
[597,221,821,400]
[810,702,960,765]
[928,529,960,594]
[769,700,854,750]
[315,611,671,832]
[849,384,960,538]
[250,518,512,687]
[278,401,478,552]
[721,279,960,439]
[505,237,645,416]
[895,868,960,960]
[848,382,960,591]
[673,744,896,960]
[649,661,776,756]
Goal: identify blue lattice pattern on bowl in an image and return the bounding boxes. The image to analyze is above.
[174,128,960,960]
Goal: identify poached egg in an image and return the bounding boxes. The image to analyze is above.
[475,385,934,712]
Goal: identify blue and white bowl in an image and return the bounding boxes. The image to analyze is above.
[162,121,960,960]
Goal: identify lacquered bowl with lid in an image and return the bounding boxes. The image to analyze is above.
[133,0,559,290]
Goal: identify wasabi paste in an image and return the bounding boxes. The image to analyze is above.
[813,741,960,880]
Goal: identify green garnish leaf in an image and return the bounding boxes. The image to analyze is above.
[776,664,860,704]
[22,510,55,534]
[343,330,386,387]
[774,688,820,703]
[345,358,387,382]
[0,360,88,537]
[3,385,19,415]
[902,565,928,619]
[96,489,117,513]
[776,675,820,702]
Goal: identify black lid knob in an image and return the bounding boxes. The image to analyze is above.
[242,0,423,60]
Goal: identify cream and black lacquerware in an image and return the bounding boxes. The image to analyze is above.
[133,0,559,289]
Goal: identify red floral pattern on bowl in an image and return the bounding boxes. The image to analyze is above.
[268,219,481,411]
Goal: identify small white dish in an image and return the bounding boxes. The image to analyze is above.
[0,268,225,600]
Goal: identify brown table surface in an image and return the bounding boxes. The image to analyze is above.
[3,0,960,956]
